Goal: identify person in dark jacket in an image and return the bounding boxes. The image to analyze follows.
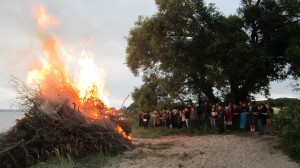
[142,112,151,129]
[184,107,191,128]
[232,103,240,131]
[249,101,258,133]
[256,105,264,134]
[217,105,225,133]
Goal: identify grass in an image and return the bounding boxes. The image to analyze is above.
[127,112,213,138]
[131,127,191,138]
[131,124,217,138]
[32,157,75,168]
[147,142,173,150]
[32,153,122,168]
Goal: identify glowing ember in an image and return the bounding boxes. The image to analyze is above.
[27,4,110,119]
[115,125,132,141]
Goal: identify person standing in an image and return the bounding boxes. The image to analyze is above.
[256,104,264,134]
[225,105,233,132]
[210,105,217,130]
[167,110,173,128]
[161,110,168,127]
[153,110,160,127]
[190,106,197,129]
[202,101,211,129]
[184,107,191,128]
[217,105,225,133]
[249,102,258,133]
[232,103,240,131]
[178,108,186,129]
[142,112,150,128]
[239,102,249,130]
[266,103,274,134]
[172,108,179,128]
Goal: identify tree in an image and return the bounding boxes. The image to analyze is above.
[239,0,300,88]
[208,15,273,103]
[131,82,158,111]
[208,0,300,102]
[131,76,179,111]
[126,0,300,106]
[126,0,223,103]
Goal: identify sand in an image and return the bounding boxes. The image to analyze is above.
[105,133,299,168]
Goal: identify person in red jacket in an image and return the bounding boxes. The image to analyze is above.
[225,105,233,132]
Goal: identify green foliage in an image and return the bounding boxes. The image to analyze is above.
[265,98,300,108]
[131,82,159,111]
[131,77,181,110]
[32,153,119,168]
[32,150,75,168]
[126,0,223,103]
[126,102,139,112]
[126,0,300,104]
[239,0,300,79]
[274,102,300,162]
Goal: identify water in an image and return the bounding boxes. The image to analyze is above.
[0,110,24,132]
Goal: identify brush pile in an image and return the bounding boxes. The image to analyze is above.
[0,77,133,168]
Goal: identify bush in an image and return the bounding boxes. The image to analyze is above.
[273,102,300,163]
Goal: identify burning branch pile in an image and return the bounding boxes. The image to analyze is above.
[0,5,133,167]
[0,77,133,168]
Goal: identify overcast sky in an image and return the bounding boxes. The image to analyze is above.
[0,0,298,109]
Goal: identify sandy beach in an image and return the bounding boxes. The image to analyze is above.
[105,133,299,168]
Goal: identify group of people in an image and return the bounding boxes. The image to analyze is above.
[206,101,274,134]
[138,106,198,129]
[138,101,274,134]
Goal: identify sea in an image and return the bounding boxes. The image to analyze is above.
[0,110,24,132]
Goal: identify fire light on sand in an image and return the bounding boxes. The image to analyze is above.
[27,5,111,119]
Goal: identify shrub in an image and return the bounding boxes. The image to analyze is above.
[273,102,300,163]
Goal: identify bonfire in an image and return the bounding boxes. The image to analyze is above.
[0,5,132,168]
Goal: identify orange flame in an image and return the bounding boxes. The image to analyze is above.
[115,125,132,141]
[34,5,59,29]
[27,4,110,119]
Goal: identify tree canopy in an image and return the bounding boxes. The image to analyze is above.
[126,0,300,109]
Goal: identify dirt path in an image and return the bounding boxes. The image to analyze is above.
[105,133,299,168]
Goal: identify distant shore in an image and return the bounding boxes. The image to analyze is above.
[0,111,24,131]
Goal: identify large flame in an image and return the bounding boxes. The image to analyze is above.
[115,125,132,140]
[27,5,110,119]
